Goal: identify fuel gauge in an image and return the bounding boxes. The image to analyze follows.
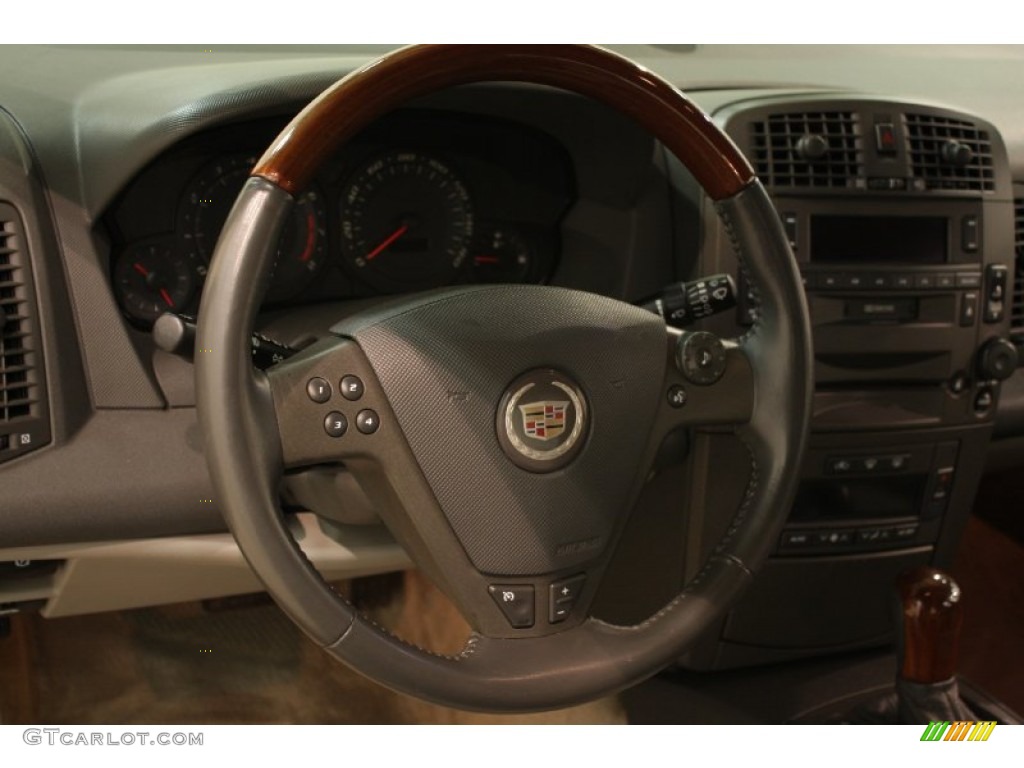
[471,227,533,284]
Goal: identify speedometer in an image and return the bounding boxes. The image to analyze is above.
[339,151,473,293]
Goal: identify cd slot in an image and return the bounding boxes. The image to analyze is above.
[812,390,945,430]
[815,351,951,383]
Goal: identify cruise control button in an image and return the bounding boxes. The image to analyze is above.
[324,411,348,438]
[548,574,586,623]
[355,409,380,434]
[307,377,332,403]
[340,375,364,401]
[488,585,535,628]
[551,576,586,602]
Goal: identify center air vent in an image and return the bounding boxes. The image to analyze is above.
[752,112,863,189]
[1012,196,1024,340]
[0,202,49,463]
[905,114,995,192]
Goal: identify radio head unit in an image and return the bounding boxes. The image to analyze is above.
[810,215,949,266]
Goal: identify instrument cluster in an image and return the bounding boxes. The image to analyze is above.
[106,112,574,327]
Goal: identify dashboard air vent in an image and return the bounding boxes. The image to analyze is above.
[751,112,862,189]
[0,200,49,465]
[905,114,995,192]
[1012,196,1024,339]
[0,208,39,423]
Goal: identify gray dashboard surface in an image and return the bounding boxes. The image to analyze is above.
[0,45,1023,217]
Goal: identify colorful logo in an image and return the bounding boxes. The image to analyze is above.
[920,721,997,742]
[519,400,569,441]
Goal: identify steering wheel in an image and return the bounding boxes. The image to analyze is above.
[195,44,812,713]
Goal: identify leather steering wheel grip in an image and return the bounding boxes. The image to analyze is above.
[195,44,812,712]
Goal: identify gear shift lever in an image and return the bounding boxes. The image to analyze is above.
[838,564,1017,725]
[896,566,963,684]
[893,566,975,723]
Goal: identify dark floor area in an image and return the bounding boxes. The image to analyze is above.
[0,571,623,725]
[2,481,1021,724]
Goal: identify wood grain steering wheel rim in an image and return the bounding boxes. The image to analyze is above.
[195,44,813,712]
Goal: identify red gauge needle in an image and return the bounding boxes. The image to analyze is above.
[159,288,175,308]
[474,256,500,265]
[365,224,409,261]
[300,211,317,262]
[133,262,150,277]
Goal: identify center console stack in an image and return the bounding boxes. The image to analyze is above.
[678,97,1017,669]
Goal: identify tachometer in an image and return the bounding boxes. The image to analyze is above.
[339,151,473,292]
[179,154,326,303]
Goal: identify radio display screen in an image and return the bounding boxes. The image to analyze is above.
[810,215,948,264]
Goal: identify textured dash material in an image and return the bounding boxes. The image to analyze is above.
[349,286,666,575]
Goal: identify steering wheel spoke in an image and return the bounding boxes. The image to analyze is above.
[655,328,756,432]
[266,336,394,469]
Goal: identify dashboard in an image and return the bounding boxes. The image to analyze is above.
[1,45,1024,683]
[106,112,573,326]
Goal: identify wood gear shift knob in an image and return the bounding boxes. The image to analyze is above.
[896,566,964,684]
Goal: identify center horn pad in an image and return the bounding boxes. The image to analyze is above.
[331,285,667,575]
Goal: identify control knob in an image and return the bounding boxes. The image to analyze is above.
[941,140,973,168]
[976,338,1018,382]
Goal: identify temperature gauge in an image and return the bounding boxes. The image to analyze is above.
[114,239,196,326]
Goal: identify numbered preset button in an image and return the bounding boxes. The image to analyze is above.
[306,377,332,403]
[324,411,348,438]
[355,409,380,435]
[339,375,364,401]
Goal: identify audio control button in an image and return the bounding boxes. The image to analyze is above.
[893,274,914,290]
[962,215,979,252]
[956,272,982,289]
[960,292,978,327]
[868,274,891,289]
[676,332,727,386]
[839,273,866,289]
[820,274,841,290]
[973,389,994,415]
